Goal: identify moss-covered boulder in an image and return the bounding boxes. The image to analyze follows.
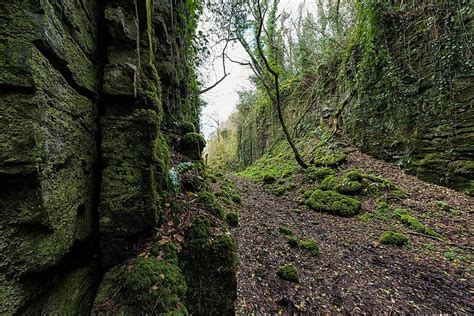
[306,189,361,217]
[379,231,409,247]
[178,132,206,160]
[179,216,237,315]
[93,257,187,315]
[277,264,299,282]
[314,152,347,167]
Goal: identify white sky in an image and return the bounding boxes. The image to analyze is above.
[199,0,316,138]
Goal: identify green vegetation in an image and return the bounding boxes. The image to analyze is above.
[298,239,320,257]
[279,226,294,236]
[397,214,442,238]
[306,166,336,181]
[277,264,299,282]
[306,189,361,217]
[379,231,409,247]
[198,190,225,219]
[314,152,346,167]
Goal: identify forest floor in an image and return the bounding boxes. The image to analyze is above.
[211,146,474,314]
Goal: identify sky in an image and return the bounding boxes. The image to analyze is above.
[199,0,316,139]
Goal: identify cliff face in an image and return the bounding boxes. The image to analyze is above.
[236,1,473,196]
[1,0,235,314]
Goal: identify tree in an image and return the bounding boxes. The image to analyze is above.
[209,0,309,169]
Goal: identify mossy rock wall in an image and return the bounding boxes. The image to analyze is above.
[338,2,473,196]
[0,0,99,313]
[1,0,233,314]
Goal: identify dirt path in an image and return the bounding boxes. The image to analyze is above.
[229,172,473,314]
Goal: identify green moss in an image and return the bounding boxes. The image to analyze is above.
[339,179,363,195]
[231,194,242,204]
[306,166,336,180]
[345,169,365,181]
[320,175,340,191]
[94,257,187,314]
[179,217,237,315]
[151,241,181,263]
[198,191,224,219]
[178,121,196,134]
[179,132,206,160]
[123,258,187,314]
[225,211,239,227]
[379,231,409,247]
[314,152,346,167]
[277,264,299,282]
[279,226,294,236]
[306,189,361,217]
[398,214,442,238]
[298,239,320,257]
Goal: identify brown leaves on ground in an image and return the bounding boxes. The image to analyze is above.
[224,148,473,314]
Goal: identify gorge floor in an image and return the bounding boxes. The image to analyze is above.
[219,152,473,314]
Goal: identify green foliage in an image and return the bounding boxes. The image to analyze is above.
[339,179,363,195]
[379,231,409,247]
[277,264,299,282]
[305,189,361,217]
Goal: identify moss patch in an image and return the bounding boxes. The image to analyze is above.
[398,214,442,238]
[277,264,299,282]
[379,231,409,247]
[306,189,361,217]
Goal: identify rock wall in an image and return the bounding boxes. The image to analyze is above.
[338,1,473,195]
[1,0,236,314]
[1,0,100,312]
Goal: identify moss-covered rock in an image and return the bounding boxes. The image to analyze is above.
[339,179,363,195]
[379,231,409,247]
[320,175,340,191]
[306,166,336,180]
[179,217,237,315]
[178,132,206,160]
[306,189,361,217]
[93,257,187,315]
[197,190,225,219]
[314,152,346,167]
[398,214,442,238]
[277,264,299,282]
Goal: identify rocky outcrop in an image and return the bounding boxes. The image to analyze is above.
[0,0,236,314]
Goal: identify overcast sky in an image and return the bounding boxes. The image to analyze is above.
[199,0,316,138]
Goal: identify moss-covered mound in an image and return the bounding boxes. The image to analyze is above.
[379,231,409,247]
[277,264,299,282]
[178,132,206,160]
[179,216,237,315]
[306,189,361,217]
[93,257,187,315]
